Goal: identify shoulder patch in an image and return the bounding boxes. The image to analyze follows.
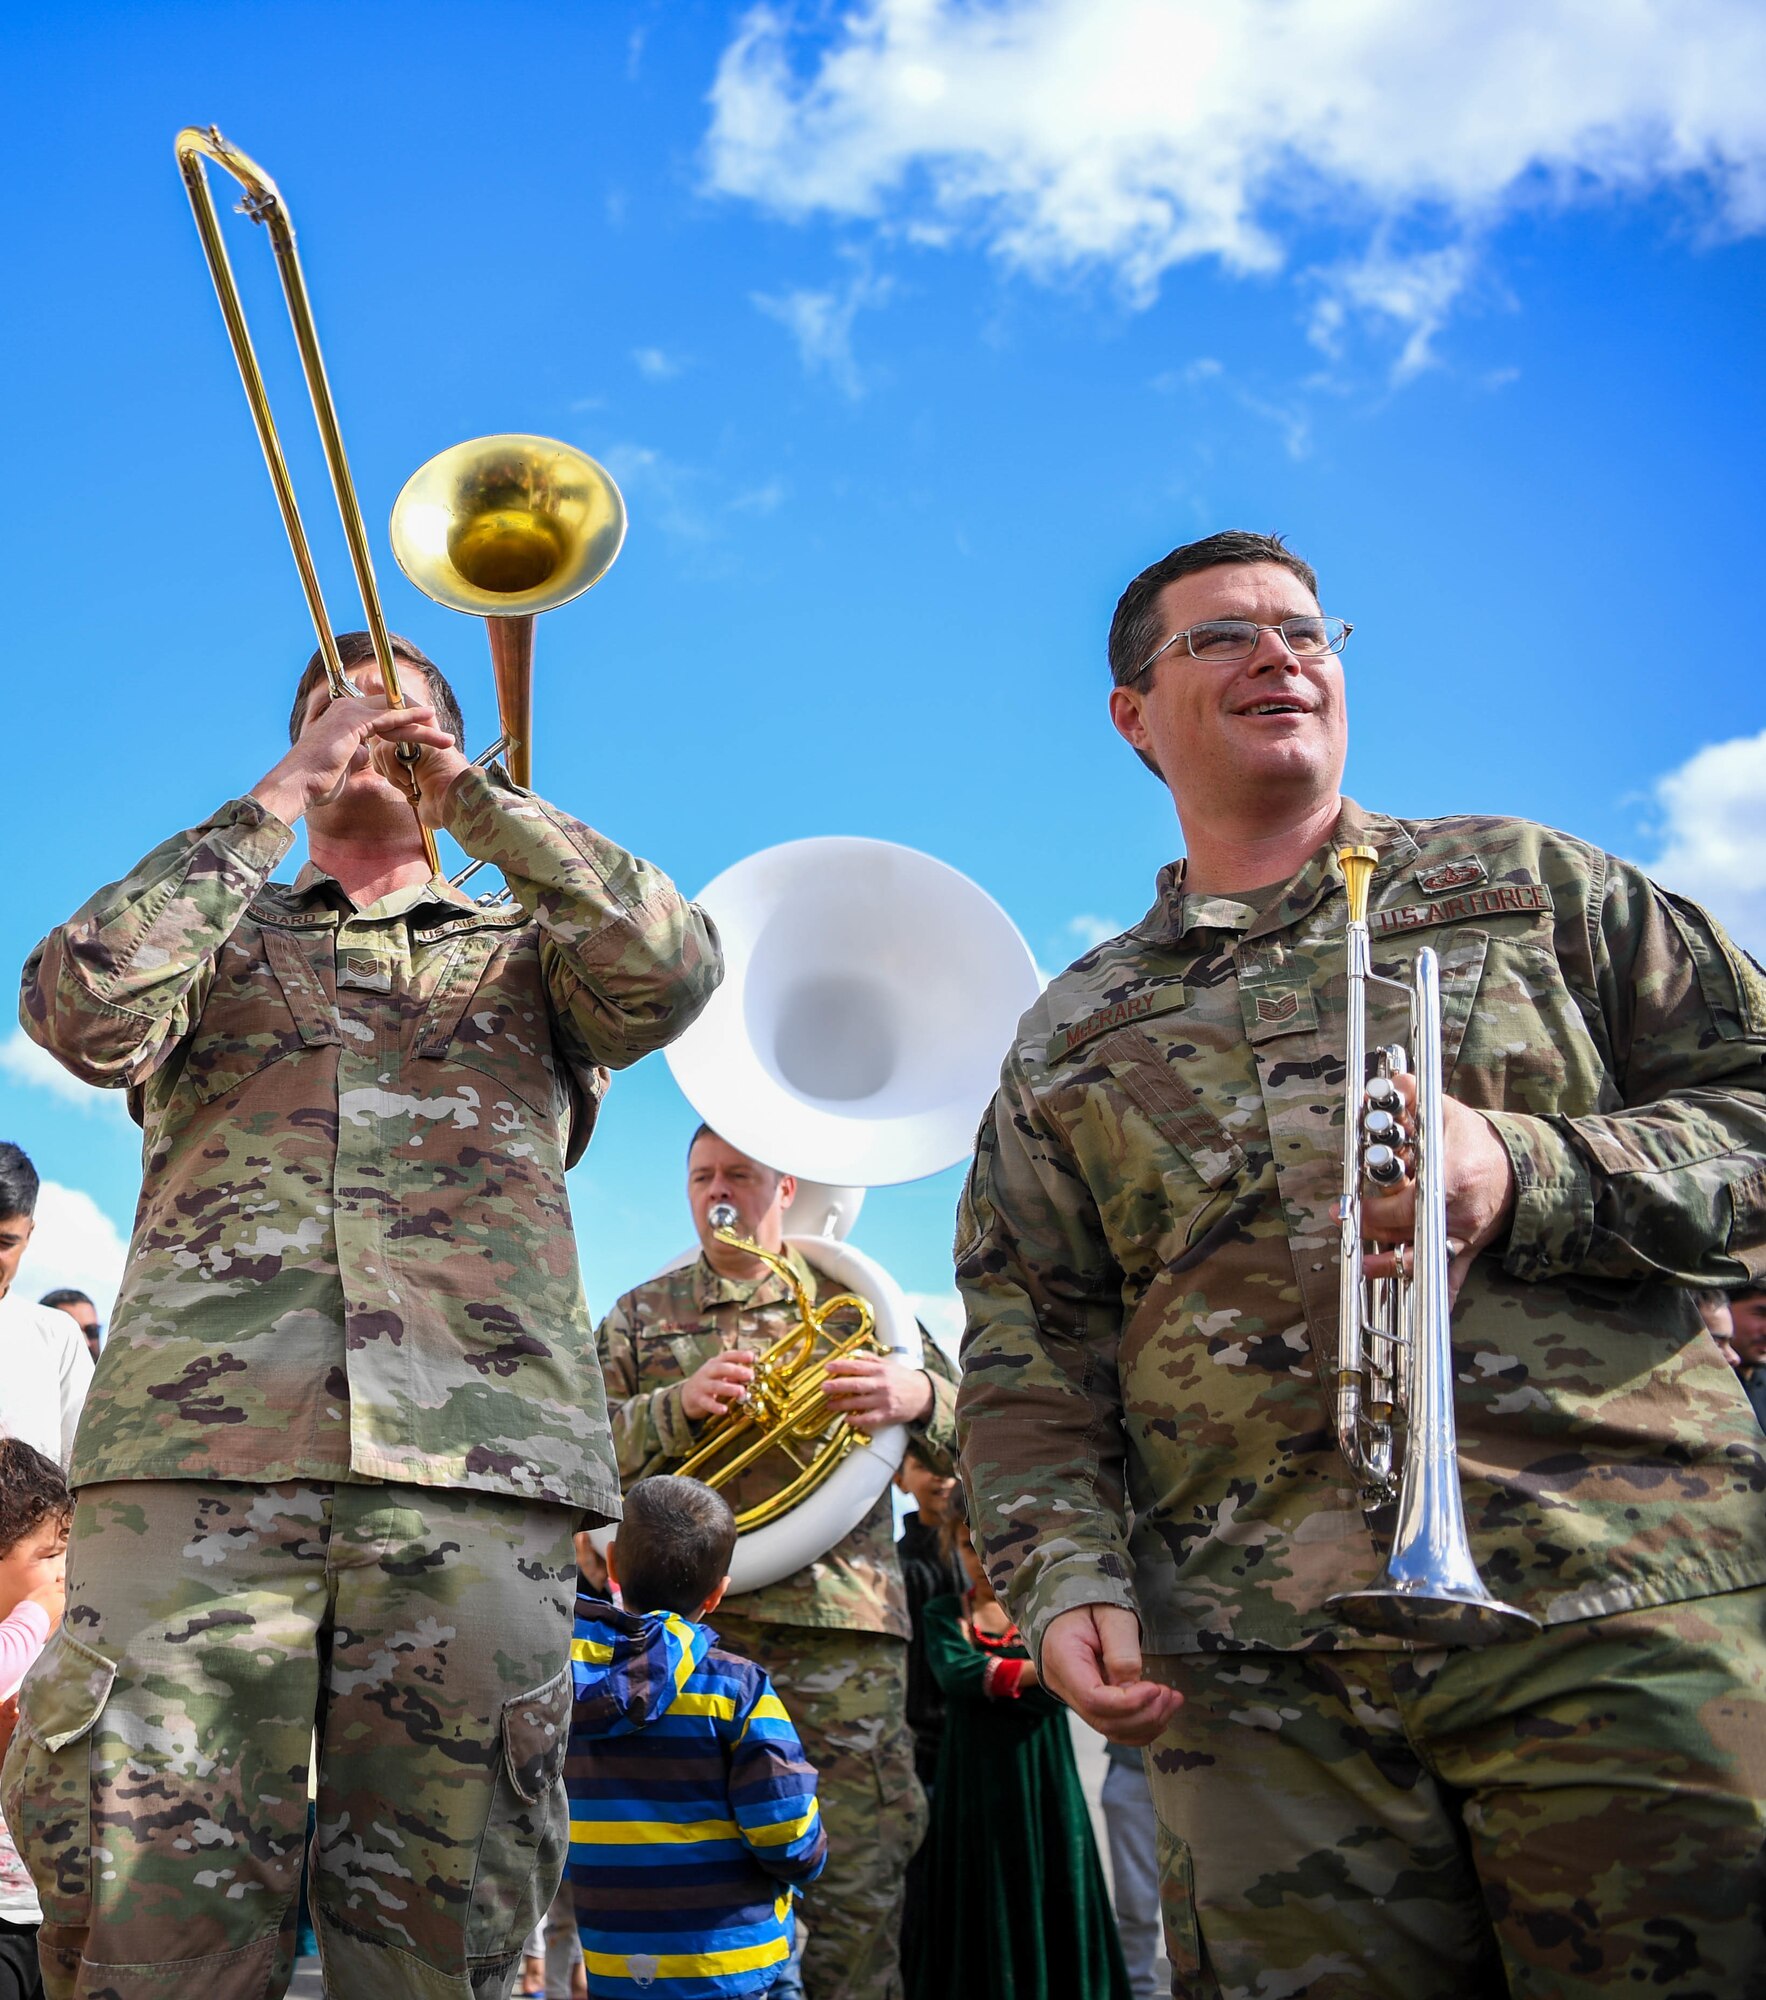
[1050,981,1187,1062]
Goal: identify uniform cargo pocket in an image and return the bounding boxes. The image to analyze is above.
[185,927,329,1106]
[0,1629,118,1928]
[1153,1814,1217,1997]
[868,1724,928,1870]
[467,1664,572,1962]
[1095,1029,1246,1189]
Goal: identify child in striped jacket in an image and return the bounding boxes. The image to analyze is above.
[566,1477,826,2000]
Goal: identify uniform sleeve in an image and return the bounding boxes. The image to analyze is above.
[18,799,294,1089]
[1482,859,1766,1287]
[727,1669,827,1886]
[954,1059,1138,1664]
[594,1296,698,1480]
[905,1334,959,1473]
[442,766,722,1074]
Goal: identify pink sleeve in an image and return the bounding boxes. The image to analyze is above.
[0,1602,51,1701]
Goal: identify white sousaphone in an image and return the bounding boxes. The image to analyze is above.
[656,836,1040,1594]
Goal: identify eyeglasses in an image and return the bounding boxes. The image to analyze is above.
[1132,616,1353,679]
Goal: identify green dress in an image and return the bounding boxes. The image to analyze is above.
[906,1591,1131,2000]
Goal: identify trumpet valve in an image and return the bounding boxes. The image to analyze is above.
[1362,1107,1405,1148]
[1364,1143,1406,1186]
[1364,1075,1404,1113]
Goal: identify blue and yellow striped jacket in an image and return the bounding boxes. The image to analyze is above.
[567,1596,827,1999]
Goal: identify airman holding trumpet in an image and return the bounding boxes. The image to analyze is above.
[956,530,1766,1997]
[6,633,722,2000]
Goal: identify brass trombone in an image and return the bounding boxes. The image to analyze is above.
[176,128,625,876]
[1325,844,1539,1647]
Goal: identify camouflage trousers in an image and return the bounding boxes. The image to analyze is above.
[1,1479,580,2000]
[714,1618,927,2000]
[1142,1586,1766,1999]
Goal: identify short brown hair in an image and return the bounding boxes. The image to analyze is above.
[1107,531,1320,688]
[614,1477,737,1616]
[288,631,465,749]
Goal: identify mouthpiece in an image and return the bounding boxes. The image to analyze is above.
[1338,844,1379,927]
[708,1202,738,1232]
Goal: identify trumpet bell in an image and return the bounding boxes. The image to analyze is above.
[389,434,626,617]
[667,836,1040,1188]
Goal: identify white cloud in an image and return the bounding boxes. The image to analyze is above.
[752,262,893,396]
[906,1288,964,1361]
[730,477,790,515]
[1066,913,1126,950]
[707,0,1766,372]
[600,443,717,543]
[1306,241,1478,383]
[1155,356,1312,455]
[599,445,793,546]
[0,1030,126,1119]
[1644,728,1766,955]
[15,1181,129,1318]
[632,346,686,381]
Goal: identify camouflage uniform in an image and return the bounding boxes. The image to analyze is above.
[8,767,720,1998]
[956,802,1766,1997]
[597,1254,959,2000]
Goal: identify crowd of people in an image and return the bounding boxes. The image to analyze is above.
[0,527,1762,2000]
[4,1093,1766,1998]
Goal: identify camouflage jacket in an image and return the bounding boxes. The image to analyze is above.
[597,1252,959,1637]
[19,766,722,1512]
[956,799,1766,1658]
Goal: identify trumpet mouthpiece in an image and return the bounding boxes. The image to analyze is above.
[1338,844,1379,927]
[708,1202,738,1232]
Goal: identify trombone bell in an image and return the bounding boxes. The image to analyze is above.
[390,435,626,620]
[389,434,626,794]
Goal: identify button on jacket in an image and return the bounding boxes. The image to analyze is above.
[597,1254,959,1637]
[20,765,723,1512]
[957,800,1766,1657]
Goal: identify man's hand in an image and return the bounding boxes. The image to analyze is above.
[1359,1073,1516,1305]
[1040,1604,1182,1746]
[368,725,472,828]
[249,691,460,827]
[822,1355,935,1429]
[682,1350,756,1422]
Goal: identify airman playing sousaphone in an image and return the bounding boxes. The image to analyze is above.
[596,837,1039,2000]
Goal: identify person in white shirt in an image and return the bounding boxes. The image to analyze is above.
[0,1148,93,1469]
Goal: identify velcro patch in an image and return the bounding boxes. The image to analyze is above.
[1413,857,1487,894]
[1372,882,1552,937]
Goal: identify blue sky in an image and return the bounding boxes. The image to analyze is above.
[4,0,1764,1334]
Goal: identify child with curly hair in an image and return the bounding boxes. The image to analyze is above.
[0,1439,71,1999]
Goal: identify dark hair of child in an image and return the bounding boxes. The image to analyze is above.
[615,1476,737,1616]
[0,1439,71,1558]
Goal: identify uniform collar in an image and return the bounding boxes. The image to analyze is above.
[1147,798,1421,947]
[691,1246,818,1314]
[289,859,481,920]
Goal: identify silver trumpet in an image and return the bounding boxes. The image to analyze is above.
[1325,844,1539,1647]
